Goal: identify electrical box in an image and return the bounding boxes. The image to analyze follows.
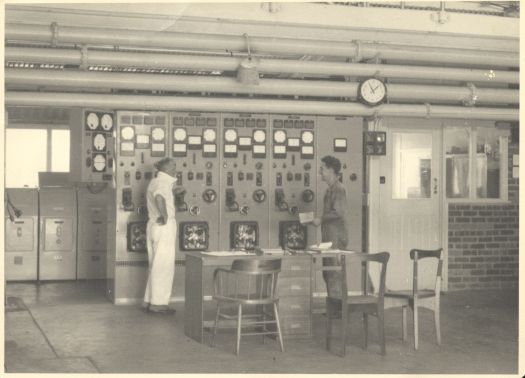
[77,184,109,279]
[5,188,38,281]
[69,109,116,183]
[219,113,270,250]
[39,186,77,280]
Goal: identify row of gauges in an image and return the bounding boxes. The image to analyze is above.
[86,112,114,131]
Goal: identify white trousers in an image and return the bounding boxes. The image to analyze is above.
[143,219,176,306]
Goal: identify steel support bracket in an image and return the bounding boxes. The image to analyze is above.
[50,22,59,47]
[79,46,89,70]
[463,82,478,106]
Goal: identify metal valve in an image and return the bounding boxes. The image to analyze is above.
[288,206,299,215]
[252,189,266,203]
[302,189,315,203]
[239,205,249,215]
[189,205,201,216]
[202,189,217,203]
[275,189,289,211]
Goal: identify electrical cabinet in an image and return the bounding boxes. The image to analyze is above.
[5,188,39,281]
[39,187,77,280]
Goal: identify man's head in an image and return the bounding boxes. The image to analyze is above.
[154,158,177,177]
[320,155,341,183]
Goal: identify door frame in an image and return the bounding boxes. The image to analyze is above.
[367,117,448,291]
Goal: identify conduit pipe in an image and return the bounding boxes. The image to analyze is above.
[6,47,519,85]
[5,23,519,67]
[5,68,519,105]
[6,91,518,121]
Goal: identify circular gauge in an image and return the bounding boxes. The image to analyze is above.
[151,127,165,141]
[203,128,217,143]
[173,128,187,142]
[86,112,99,130]
[273,130,286,144]
[120,126,135,141]
[224,128,237,143]
[101,114,113,131]
[301,130,314,144]
[253,129,266,143]
[93,154,106,172]
[93,134,106,151]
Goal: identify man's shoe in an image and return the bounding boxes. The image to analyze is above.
[148,305,176,315]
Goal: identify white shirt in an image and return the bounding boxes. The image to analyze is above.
[146,171,177,221]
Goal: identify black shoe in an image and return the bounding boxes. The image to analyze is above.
[148,306,176,315]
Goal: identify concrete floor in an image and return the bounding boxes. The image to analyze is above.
[4,280,519,374]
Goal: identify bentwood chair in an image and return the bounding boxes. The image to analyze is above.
[325,252,390,356]
[385,248,443,350]
[210,258,284,355]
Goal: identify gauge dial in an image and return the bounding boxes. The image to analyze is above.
[120,126,135,141]
[224,128,237,143]
[173,128,187,142]
[101,114,113,131]
[151,127,165,141]
[273,130,286,144]
[86,112,99,130]
[301,130,314,144]
[93,154,106,172]
[203,128,217,143]
[253,129,266,143]
[93,134,106,151]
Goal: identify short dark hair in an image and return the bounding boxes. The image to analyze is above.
[154,157,175,172]
[321,155,341,174]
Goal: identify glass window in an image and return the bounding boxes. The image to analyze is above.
[6,129,47,188]
[445,127,470,199]
[476,128,500,199]
[392,132,432,199]
[51,129,70,172]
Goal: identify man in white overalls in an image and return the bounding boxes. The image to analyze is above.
[143,157,179,314]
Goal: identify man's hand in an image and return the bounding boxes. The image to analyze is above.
[156,216,166,225]
[312,217,322,227]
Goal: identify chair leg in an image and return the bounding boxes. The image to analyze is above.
[434,297,441,346]
[261,305,266,344]
[326,301,332,351]
[236,304,242,356]
[402,306,408,342]
[341,307,347,357]
[413,300,419,350]
[378,307,386,355]
[363,313,369,350]
[210,302,220,347]
[273,302,284,352]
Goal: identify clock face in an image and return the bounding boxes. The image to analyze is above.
[100,114,113,131]
[151,127,165,141]
[203,128,216,143]
[273,130,286,144]
[86,112,99,130]
[301,131,314,144]
[224,128,237,143]
[359,78,387,106]
[253,129,266,143]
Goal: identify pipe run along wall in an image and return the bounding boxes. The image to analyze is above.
[5,68,519,105]
[5,91,518,121]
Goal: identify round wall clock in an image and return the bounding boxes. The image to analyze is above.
[358,78,387,107]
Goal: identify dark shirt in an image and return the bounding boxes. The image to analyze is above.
[321,179,348,249]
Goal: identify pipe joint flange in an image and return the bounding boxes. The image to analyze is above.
[463,82,478,107]
[80,46,89,70]
[424,102,432,119]
[50,22,59,47]
[351,41,363,63]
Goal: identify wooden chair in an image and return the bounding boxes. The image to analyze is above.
[325,252,390,356]
[384,248,443,350]
[210,258,284,355]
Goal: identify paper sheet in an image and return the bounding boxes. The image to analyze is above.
[299,211,314,224]
[202,251,251,257]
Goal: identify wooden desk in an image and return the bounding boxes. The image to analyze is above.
[184,252,313,343]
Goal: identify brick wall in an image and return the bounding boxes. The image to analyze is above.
[447,137,519,290]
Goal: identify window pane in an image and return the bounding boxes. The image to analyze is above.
[6,129,47,188]
[445,127,470,199]
[392,132,432,199]
[51,129,70,172]
[476,128,500,198]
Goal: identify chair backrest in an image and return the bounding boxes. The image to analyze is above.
[340,252,390,300]
[410,248,443,293]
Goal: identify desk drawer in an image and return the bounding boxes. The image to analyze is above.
[279,296,310,316]
[278,277,310,296]
[281,258,311,277]
[282,316,311,336]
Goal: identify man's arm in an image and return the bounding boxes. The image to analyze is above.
[154,194,168,225]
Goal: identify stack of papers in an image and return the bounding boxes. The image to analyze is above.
[202,251,251,257]
[299,212,314,224]
[262,249,285,255]
[308,242,333,252]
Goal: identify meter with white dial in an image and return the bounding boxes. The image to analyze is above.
[120,126,135,141]
[100,114,113,131]
[173,128,187,142]
[93,134,106,151]
[273,130,287,144]
[92,154,106,172]
[203,128,217,143]
[301,130,314,145]
[253,129,266,143]
[151,127,165,142]
[86,112,99,130]
[224,129,237,143]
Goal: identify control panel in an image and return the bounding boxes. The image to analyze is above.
[69,109,115,183]
[171,112,221,254]
[219,113,270,250]
[269,115,317,249]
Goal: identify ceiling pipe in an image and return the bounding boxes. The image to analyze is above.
[5,91,518,121]
[5,68,519,105]
[5,23,519,68]
[5,47,519,85]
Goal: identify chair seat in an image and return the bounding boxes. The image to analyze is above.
[329,295,379,305]
[213,294,278,305]
[385,289,436,299]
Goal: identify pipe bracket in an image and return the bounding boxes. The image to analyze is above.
[351,41,362,63]
[425,102,432,119]
[463,82,478,106]
[80,46,89,70]
[50,22,59,47]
